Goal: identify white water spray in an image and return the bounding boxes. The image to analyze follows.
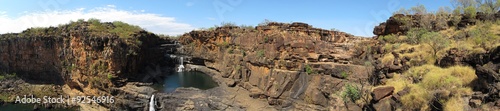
[177,57,185,72]
[149,95,155,111]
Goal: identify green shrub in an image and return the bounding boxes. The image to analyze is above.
[467,23,500,49]
[464,6,477,19]
[110,21,143,38]
[0,73,16,80]
[240,25,254,30]
[107,73,113,80]
[305,64,314,75]
[420,31,450,58]
[341,84,361,103]
[88,18,108,33]
[406,28,428,44]
[221,22,237,27]
[378,34,398,43]
[341,71,349,78]
[257,50,265,58]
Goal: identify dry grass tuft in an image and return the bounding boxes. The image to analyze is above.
[420,69,462,90]
[404,64,441,80]
[447,66,477,85]
[444,96,466,111]
[400,84,432,111]
[381,53,395,66]
[383,74,412,93]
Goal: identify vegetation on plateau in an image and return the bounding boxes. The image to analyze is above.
[377,0,500,110]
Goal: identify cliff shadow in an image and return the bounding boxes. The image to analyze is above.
[0,64,65,85]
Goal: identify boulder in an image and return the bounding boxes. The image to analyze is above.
[392,87,410,102]
[372,86,395,102]
[307,53,320,61]
[469,99,482,108]
[226,79,237,87]
[373,97,394,111]
[385,73,395,78]
[249,87,267,99]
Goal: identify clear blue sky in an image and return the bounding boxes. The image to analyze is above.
[0,0,453,36]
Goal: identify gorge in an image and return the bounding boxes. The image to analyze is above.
[1,11,500,111]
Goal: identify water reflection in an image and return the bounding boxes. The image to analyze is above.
[153,71,218,92]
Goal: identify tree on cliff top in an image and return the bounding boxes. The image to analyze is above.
[477,0,500,13]
[451,0,500,15]
[451,0,477,8]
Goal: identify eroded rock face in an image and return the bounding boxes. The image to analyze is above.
[0,22,169,109]
[179,22,376,109]
[373,14,409,36]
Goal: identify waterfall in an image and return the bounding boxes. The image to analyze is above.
[149,95,155,111]
[177,57,185,72]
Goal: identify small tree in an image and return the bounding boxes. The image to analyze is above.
[451,6,464,27]
[221,22,237,27]
[406,28,428,44]
[451,0,477,8]
[258,19,274,26]
[394,8,410,15]
[420,32,451,58]
[476,0,500,13]
[435,7,452,30]
[464,6,478,18]
[411,4,428,14]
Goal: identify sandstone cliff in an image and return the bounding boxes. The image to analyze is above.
[179,22,375,110]
[0,20,168,109]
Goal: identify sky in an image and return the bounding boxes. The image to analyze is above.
[0,0,453,37]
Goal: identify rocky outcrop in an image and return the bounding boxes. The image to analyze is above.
[179,22,375,109]
[466,46,500,108]
[373,14,411,36]
[0,21,169,109]
[374,12,500,36]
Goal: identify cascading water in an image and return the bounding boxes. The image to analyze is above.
[149,95,155,111]
[177,57,185,72]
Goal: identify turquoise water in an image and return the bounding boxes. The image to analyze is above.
[152,71,218,92]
